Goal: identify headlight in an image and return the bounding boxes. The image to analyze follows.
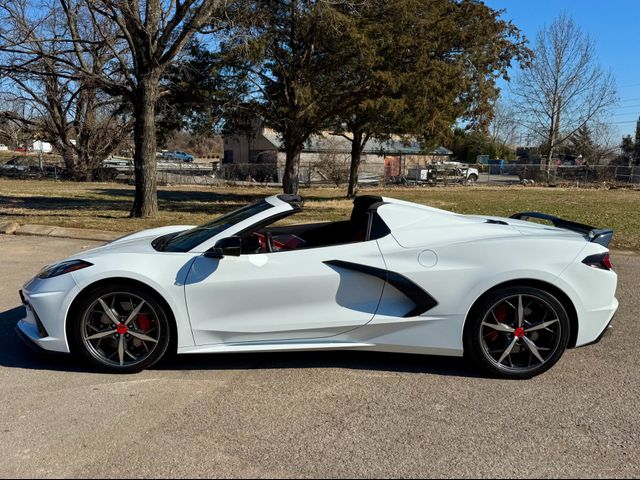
[37,260,93,279]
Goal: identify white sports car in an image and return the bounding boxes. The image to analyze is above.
[16,195,618,378]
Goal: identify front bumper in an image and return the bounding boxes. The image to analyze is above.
[16,274,79,353]
[16,290,70,353]
[15,321,49,354]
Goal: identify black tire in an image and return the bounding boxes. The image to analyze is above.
[464,286,570,379]
[467,174,478,184]
[70,284,172,373]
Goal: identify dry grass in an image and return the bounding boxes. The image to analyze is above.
[1,178,639,250]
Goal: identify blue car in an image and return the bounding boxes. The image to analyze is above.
[162,151,194,162]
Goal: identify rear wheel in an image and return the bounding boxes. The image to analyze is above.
[71,285,171,373]
[464,286,570,379]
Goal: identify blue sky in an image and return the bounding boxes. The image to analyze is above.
[484,0,640,139]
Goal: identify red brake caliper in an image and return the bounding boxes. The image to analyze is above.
[487,304,508,342]
[137,313,153,331]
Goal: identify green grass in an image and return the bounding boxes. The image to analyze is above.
[1,178,639,250]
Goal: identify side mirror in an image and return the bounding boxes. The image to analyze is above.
[204,236,242,259]
[203,247,224,259]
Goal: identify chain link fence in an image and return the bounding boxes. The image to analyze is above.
[3,156,640,187]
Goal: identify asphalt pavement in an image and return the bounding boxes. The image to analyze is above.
[0,234,638,478]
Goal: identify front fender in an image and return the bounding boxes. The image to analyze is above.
[68,254,198,350]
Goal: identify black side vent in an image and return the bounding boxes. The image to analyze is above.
[30,304,49,338]
[323,260,438,317]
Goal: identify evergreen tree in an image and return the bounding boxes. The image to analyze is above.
[621,135,635,165]
[329,0,529,196]
[223,0,529,195]
[569,125,597,163]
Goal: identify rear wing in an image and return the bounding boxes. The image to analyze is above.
[510,212,614,248]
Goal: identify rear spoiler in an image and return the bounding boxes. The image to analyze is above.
[510,212,614,248]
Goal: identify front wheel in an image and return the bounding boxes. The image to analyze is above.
[467,173,478,184]
[71,285,172,373]
[464,286,570,379]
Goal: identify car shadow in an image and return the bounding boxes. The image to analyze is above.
[0,305,482,378]
[155,350,482,378]
[0,306,89,373]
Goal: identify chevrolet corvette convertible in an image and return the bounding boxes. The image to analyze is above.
[16,194,618,378]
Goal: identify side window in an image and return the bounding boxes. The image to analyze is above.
[239,213,390,256]
[237,197,391,256]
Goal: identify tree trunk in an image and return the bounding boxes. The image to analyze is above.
[77,150,94,182]
[546,97,562,182]
[130,79,159,218]
[59,145,76,175]
[282,146,301,194]
[347,130,367,198]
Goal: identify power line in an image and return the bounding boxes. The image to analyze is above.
[616,109,640,113]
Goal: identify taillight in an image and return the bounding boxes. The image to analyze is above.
[582,253,613,271]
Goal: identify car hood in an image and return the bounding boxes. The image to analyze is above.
[74,225,195,259]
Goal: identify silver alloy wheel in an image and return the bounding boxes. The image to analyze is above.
[479,294,562,373]
[81,292,161,367]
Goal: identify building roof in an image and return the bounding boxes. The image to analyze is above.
[261,129,451,156]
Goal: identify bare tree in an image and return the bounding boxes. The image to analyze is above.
[0,0,223,216]
[488,101,518,160]
[0,2,129,178]
[0,100,30,148]
[513,13,616,174]
[315,138,350,187]
[587,121,620,165]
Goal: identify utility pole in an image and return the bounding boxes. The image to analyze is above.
[634,115,640,165]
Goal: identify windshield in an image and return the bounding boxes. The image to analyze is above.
[159,200,273,252]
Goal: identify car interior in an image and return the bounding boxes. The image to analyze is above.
[239,195,391,254]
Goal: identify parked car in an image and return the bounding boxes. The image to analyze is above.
[0,144,9,151]
[15,146,28,153]
[160,150,194,162]
[0,158,28,173]
[16,195,617,378]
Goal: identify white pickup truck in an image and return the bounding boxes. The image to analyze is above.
[441,161,479,183]
[406,162,479,184]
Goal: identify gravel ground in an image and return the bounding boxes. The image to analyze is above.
[0,234,638,478]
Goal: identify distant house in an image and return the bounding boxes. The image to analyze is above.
[223,119,452,180]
